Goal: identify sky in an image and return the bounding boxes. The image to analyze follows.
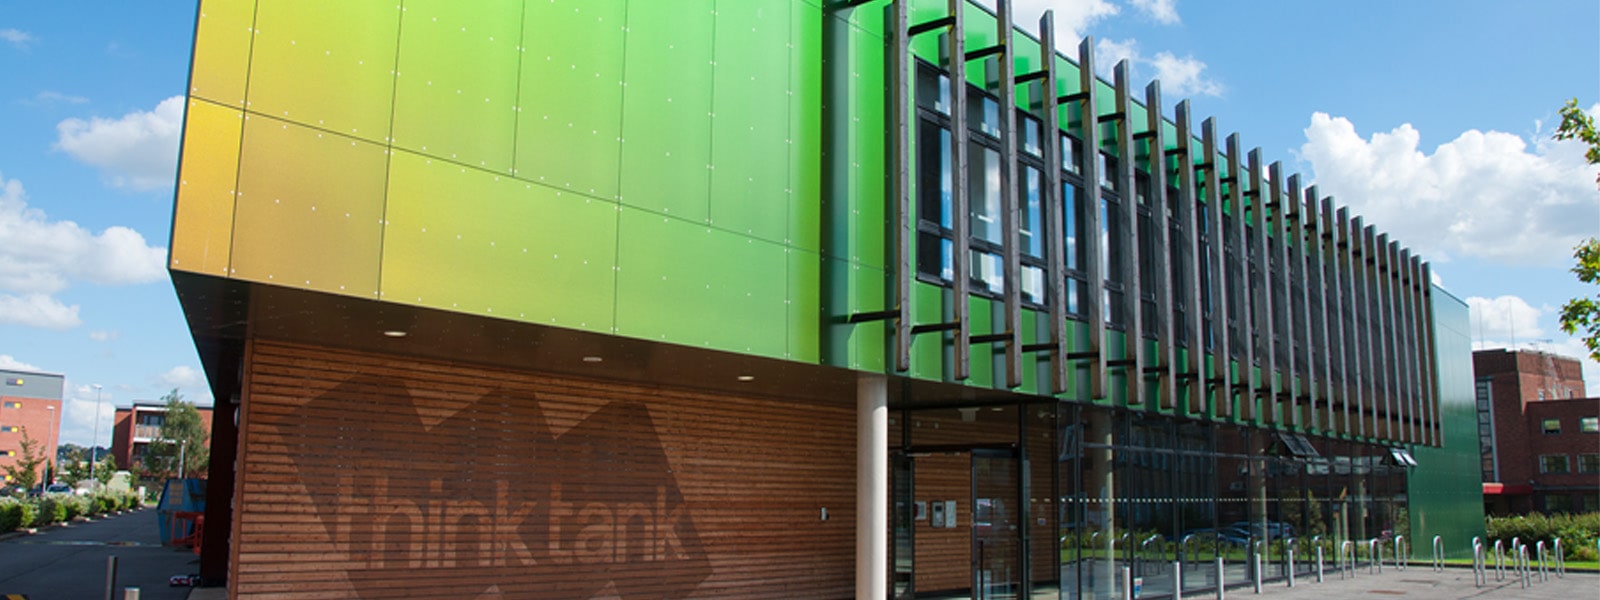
[0,1,1597,449]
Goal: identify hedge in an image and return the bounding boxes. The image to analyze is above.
[1486,512,1600,561]
[0,490,144,533]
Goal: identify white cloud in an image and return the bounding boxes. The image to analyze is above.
[31,91,89,106]
[0,171,167,329]
[1149,52,1222,98]
[1466,295,1544,342]
[0,355,41,371]
[59,383,117,448]
[1095,38,1140,76]
[88,330,119,342]
[159,365,206,390]
[54,96,183,191]
[1301,111,1600,266]
[0,293,81,329]
[1129,0,1179,24]
[1085,38,1222,99]
[999,0,1120,40]
[0,29,32,50]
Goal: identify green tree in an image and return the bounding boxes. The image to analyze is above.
[1553,99,1600,362]
[1,428,47,491]
[141,389,210,481]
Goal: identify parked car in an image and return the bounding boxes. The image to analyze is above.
[44,483,73,495]
[1181,526,1252,546]
[1228,520,1296,539]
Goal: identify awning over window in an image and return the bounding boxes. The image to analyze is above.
[1388,446,1418,467]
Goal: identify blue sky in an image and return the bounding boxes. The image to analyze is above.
[1,1,1596,448]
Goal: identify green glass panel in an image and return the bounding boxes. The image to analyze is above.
[619,0,713,222]
[787,247,822,362]
[846,23,887,270]
[709,0,791,244]
[789,2,823,253]
[248,0,399,142]
[380,151,618,331]
[516,0,626,199]
[966,296,993,388]
[231,117,386,297]
[848,264,888,371]
[190,0,256,108]
[615,208,788,359]
[391,0,521,173]
[909,281,946,380]
[1408,292,1485,557]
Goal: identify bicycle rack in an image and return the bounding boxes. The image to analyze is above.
[1252,540,1263,594]
[1311,535,1324,583]
[1471,537,1486,587]
[1339,541,1355,580]
[1367,538,1381,575]
[1553,537,1564,577]
[1431,535,1443,572]
[1394,535,1406,571]
[1536,540,1548,582]
[1493,539,1504,581]
[1285,538,1297,587]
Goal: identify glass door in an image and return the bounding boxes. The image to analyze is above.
[973,450,1020,599]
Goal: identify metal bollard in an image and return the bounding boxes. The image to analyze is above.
[1394,535,1406,571]
[1536,541,1548,582]
[1494,539,1505,581]
[1173,560,1183,600]
[1432,535,1444,572]
[1253,549,1262,594]
[1286,538,1297,587]
[1316,544,1324,583]
[123,589,140,600]
[104,556,118,600]
[1472,539,1486,587]
[1123,565,1134,600]
[1554,537,1564,577]
[1216,556,1226,600]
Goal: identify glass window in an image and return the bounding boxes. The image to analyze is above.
[969,89,999,137]
[1581,416,1598,433]
[1021,115,1041,157]
[1020,167,1042,258]
[1542,418,1561,435]
[1539,454,1570,474]
[970,145,1001,244]
[1545,494,1573,514]
[1578,454,1600,474]
[1,401,19,409]
[1061,135,1080,173]
[0,426,16,433]
[916,65,949,114]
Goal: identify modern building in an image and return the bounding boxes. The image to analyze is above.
[0,368,64,489]
[109,402,215,473]
[169,1,1484,598]
[1473,348,1600,515]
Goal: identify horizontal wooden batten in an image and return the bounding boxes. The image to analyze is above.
[231,339,855,600]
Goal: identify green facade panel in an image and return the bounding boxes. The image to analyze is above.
[1409,289,1486,558]
[247,0,399,140]
[515,0,626,198]
[617,0,714,222]
[390,0,522,173]
[379,151,618,330]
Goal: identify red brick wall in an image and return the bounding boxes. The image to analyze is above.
[0,396,63,486]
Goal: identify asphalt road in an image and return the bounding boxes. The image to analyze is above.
[0,507,200,600]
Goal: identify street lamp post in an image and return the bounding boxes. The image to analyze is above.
[89,384,103,486]
[45,405,57,488]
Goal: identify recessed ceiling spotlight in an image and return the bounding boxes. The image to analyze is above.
[382,330,408,338]
[736,375,755,382]
[582,356,604,363]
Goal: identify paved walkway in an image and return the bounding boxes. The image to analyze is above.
[1214,566,1598,600]
[0,507,200,599]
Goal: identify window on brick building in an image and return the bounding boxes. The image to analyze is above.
[1,401,19,409]
[1579,454,1600,474]
[0,426,16,433]
[1582,416,1598,433]
[1539,454,1570,474]
[1541,418,1561,434]
[1545,495,1573,514]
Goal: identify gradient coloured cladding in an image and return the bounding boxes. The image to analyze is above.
[390,0,522,172]
[230,117,387,296]
[170,98,242,276]
[174,0,828,364]
[379,151,617,331]
[516,0,626,199]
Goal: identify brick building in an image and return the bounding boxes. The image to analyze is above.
[110,402,214,474]
[0,368,65,490]
[1473,348,1600,514]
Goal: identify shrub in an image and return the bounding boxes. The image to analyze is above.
[34,497,67,526]
[1487,512,1600,560]
[0,499,22,531]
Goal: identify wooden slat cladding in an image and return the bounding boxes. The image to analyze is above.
[232,339,854,599]
[912,453,970,594]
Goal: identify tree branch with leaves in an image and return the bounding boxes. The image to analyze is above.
[1553,99,1600,362]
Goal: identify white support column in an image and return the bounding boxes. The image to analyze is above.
[857,373,888,600]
